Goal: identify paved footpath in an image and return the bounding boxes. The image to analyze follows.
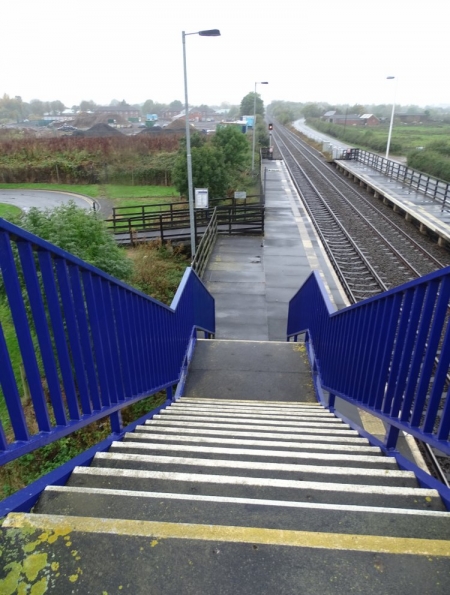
[203,158,348,341]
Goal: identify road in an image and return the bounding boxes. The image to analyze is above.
[0,189,95,212]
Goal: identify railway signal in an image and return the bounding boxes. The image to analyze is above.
[268,123,273,130]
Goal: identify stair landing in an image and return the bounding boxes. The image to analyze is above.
[184,338,316,402]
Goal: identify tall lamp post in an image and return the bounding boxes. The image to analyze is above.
[385,76,397,161]
[251,81,268,173]
[182,28,220,257]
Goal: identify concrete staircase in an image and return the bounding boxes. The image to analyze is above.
[2,341,450,594]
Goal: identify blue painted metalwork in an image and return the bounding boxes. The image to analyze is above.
[0,218,215,466]
[287,268,450,456]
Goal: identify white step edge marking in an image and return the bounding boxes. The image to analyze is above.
[170,405,332,415]
[94,452,414,479]
[145,420,358,436]
[178,398,322,406]
[111,441,394,464]
[162,410,337,420]
[72,466,439,498]
[133,425,368,444]
[44,485,450,517]
[154,415,349,428]
[158,413,346,425]
[124,432,380,452]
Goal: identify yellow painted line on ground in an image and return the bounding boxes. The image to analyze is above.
[5,513,450,557]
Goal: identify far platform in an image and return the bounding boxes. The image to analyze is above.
[334,158,450,246]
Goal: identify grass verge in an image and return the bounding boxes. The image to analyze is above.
[0,204,22,218]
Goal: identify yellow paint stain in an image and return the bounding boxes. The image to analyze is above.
[150,540,159,547]
[65,541,72,547]
[6,513,450,558]
[23,553,48,582]
[71,550,78,557]
[51,562,59,572]
[426,497,432,502]
[23,539,41,553]
[69,574,79,583]
[17,583,28,595]
[30,576,49,595]
[0,562,22,595]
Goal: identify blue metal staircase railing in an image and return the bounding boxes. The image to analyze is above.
[287,268,450,457]
[0,217,215,467]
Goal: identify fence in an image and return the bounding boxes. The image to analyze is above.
[0,217,215,466]
[287,268,450,456]
[109,204,264,246]
[191,208,218,279]
[341,148,450,210]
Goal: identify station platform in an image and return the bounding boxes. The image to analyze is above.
[202,158,348,343]
[335,158,450,247]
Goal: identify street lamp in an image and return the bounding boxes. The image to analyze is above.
[385,76,397,161]
[251,81,268,173]
[182,28,221,257]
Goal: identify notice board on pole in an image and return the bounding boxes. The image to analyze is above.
[195,188,209,209]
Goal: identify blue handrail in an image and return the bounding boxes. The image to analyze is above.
[0,218,215,466]
[287,269,450,456]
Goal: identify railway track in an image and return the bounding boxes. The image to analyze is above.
[271,121,450,487]
[273,124,450,302]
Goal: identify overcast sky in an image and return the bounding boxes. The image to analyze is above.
[1,0,449,109]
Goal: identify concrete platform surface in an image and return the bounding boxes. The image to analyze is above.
[184,339,316,402]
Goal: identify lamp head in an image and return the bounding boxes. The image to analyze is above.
[199,29,221,36]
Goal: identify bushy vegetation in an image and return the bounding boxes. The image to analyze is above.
[12,201,134,281]
[407,143,450,182]
[173,127,252,198]
[0,134,179,185]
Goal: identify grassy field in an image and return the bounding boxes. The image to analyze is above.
[0,183,178,200]
[0,203,21,218]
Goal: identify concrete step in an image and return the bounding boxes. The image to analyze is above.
[89,452,417,487]
[133,424,370,445]
[157,411,346,425]
[146,419,359,436]
[66,466,444,510]
[35,485,450,540]
[109,441,398,469]
[122,431,383,455]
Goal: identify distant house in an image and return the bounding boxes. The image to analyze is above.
[171,107,217,122]
[95,105,141,119]
[359,114,380,126]
[161,109,182,119]
[323,110,337,120]
[322,112,379,126]
[396,113,427,124]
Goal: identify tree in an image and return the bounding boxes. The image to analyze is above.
[79,100,97,112]
[240,92,264,118]
[49,100,65,115]
[302,103,324,118]
[212,125,250,169]
[16,202,133,282]
[169,100,183,111]
[172,144,229,198]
